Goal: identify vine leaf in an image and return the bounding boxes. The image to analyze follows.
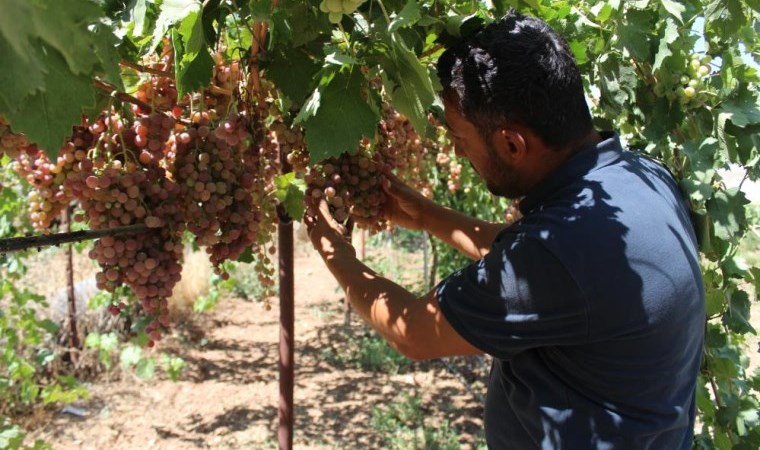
[0,0,119,113]
[616,9,653,61]
[652,18,679,71]
[0,37,44,112]
[266,46,321,106]
[173,11,213,98]
[722,290,754,334]
[376,32,436,134]
[92,24,125,91]
[275,173,306,220]
[301,69,378,163]
[719,87,760,128]
[3,44,96,159]
[706,188,749,241]
[389,0,422,32]
[659,0,685,24]
[132,0,149,36]
[151,0,201,50]
[0,0,36,58]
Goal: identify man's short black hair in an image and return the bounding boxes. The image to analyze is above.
[437,11,593,150]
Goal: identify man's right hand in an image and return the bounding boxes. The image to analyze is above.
[380,173,436,231]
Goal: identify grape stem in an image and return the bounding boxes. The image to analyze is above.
[119,60,174,78]
[93,79,153,113]
[0,224,150,254]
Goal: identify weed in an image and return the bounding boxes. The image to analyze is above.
[370,392,461,450]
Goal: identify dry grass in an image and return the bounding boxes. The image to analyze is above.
[167,249,214,318]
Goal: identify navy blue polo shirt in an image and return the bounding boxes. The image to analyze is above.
[437,133,705,449]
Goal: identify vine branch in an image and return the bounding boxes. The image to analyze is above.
[0,224,149,254]
[119,60,174,78]
[93,79,153,113]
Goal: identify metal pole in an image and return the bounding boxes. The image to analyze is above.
[62,209,81,361]
[277,142,295,449]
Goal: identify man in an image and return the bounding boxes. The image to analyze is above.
[304,11,705,450]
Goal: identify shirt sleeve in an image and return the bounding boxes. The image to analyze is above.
[436,231,589,360]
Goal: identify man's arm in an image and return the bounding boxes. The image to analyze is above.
[305,201,482,360]
[382,174,506,260]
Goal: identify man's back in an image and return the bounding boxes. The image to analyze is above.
[437,133,705,449]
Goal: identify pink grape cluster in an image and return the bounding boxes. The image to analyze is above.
[306,147,391,232]
[0,115,30,160]
[171,113,265,274]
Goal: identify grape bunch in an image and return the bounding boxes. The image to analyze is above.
[169,111,279,291]
[11,147,73,231]
[205,54,243,112]
[676,53,714,108]
[319,0,366,23]
[275,121,308,174]
[56,113,187,346]
[0,115,30,160]
[306,146,391,232]
[374,107,434,199]
[435,148,463,193]
[133,41,178,115]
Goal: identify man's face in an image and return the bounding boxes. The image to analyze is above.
[443,101,524,198]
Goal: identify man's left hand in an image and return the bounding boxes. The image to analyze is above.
[303,199,356,260]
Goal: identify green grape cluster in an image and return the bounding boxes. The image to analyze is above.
[319,0,366,24]
[676,53,713,108]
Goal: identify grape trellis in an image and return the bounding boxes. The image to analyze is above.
[0,1,758,449]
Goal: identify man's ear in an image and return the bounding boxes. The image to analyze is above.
[492,128,527,162]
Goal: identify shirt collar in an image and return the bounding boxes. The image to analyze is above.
[519,131,623,215]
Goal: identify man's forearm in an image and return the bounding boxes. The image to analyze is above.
[423,202,507,260]
[314,236,420,355]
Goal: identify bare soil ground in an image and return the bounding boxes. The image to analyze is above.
[21,237,487,450]
[14,226,760,450]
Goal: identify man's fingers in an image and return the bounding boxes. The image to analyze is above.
[382,172,411,198]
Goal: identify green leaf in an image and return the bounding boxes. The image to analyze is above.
[24,0,103,75]
[696,377,716,421]
[237,246,254,263]
[719,87,760,128]
[120,345,142,368]
[616,9,653,61]
[0,36,44,112]
[302,69,378,163]
[659,0,685,24]
[172,13,214,98]
[275,173,306,219]
[160,354,185,382]
[92,24,125,91]
[38,319,59,335]
[266,46,320,106]
[568,40,588,66]
[705,287,725,317]
[133,0,149,35]
[135,357,156,379]
[151,0,201,50]
[0,0,37,59]
[325,51,358,66]
[100,332,118,352]
[250,0,272,21]
[652,18,679,71]
[722,289,755,334]
[85,333,101,349]
[4,44,96,158]
[389,0,421,32]
[706,188,750,240]
[376,32,436,134]
[598,55,638,117]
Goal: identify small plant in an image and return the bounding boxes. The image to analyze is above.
[352,332,412,374]
[228,262,278,303]
[0,420,50,450]
[370,392,461,450]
